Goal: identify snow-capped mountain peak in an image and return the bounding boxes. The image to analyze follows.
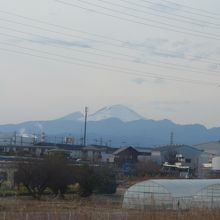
[59,112,84,121]
[88,105,144,122]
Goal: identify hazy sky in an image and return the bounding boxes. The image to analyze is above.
[1,0,220,128]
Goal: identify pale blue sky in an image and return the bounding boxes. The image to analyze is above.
[0,0,220,127]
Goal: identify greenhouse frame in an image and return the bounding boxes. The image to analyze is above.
[123,179,220,210]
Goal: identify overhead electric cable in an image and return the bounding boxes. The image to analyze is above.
[1,27,220,77]
[0,42,218,87]
[117,0,220,28]
[0,9,220,65]
[158,0,220,16]
[54,0,220,40]
[139,0,220,19]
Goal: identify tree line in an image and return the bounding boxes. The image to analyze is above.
[14,154,117,199]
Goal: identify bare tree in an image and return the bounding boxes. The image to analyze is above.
[15,160,49,199]
[15,155,75,199]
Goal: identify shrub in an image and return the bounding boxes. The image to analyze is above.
[94,167,117,194]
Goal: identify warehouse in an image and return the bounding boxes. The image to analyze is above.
[123,179,220,210]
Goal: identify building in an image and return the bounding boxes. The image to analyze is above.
[55,144,83,160]
[135,147,152,162]
[111,146,138,165]
[194,141,220,156]
[0,159,17,187]
[0,132,36,147]
[82,146,102,162]
[151,145,203,171]
[0,144,57,157]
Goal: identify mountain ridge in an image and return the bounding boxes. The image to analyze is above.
[0,105,219,147]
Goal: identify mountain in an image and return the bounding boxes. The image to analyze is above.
[58,112,84,121]
[0,105,219,147]
[88,105,144,122]
[57,105,144,122]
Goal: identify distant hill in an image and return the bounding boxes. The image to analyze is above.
[0,105,219,147]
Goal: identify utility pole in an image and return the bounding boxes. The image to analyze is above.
[14,131,17,146]
[83,107,88,146]
[170,132,174,146]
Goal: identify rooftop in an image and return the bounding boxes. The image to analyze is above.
[194,141,220,155]
[153,144,202,152]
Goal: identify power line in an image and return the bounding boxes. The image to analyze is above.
[0,9,220,83]
[93,0,220,30]
[0,9,127,44]
[117,0,220,28]
[0,24,137,60]
[0,41,208,80]
[83,0,220,33]
[157,0,220,17]
[0,17,112,46]
[54,0,220,40]
[0,9,220,65]
[0,43,218,86]
[139,0,220,19]
[1,27,219,78]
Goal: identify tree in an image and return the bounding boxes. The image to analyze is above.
[94,166,117,194]
[135,160,161,177]
[15,155,75,199]
[73,165,117,197]
[15,155,118,199]
[74,165,96,197]
[14,160,49,199]
[45,155,75,197]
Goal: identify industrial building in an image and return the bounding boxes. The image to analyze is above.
[194,141,220,156]
[123,179,220,210]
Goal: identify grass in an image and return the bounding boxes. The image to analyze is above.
[0,195,220,220]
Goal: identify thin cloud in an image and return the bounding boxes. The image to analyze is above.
[131,78,146,85]
[150,1,182,14]
[131,77,166,85]
[29,37,91,48]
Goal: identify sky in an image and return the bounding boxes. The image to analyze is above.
[0,0,220,128]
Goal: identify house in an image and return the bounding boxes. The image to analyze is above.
[82,146,102,162]
[81,145,116,163]
[100,147,117,163]
[135,147,152,162]
[111,146,138,165]
[55,144,83,159]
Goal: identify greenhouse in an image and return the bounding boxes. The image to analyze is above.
[123,179,220,210]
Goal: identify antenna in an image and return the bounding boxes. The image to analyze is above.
[83,106,88,146]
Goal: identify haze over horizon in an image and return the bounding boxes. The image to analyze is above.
[1,0,220,128]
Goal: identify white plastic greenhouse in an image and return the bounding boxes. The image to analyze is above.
[123,179,220,210]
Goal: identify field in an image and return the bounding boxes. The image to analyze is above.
[0,195,220,220]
